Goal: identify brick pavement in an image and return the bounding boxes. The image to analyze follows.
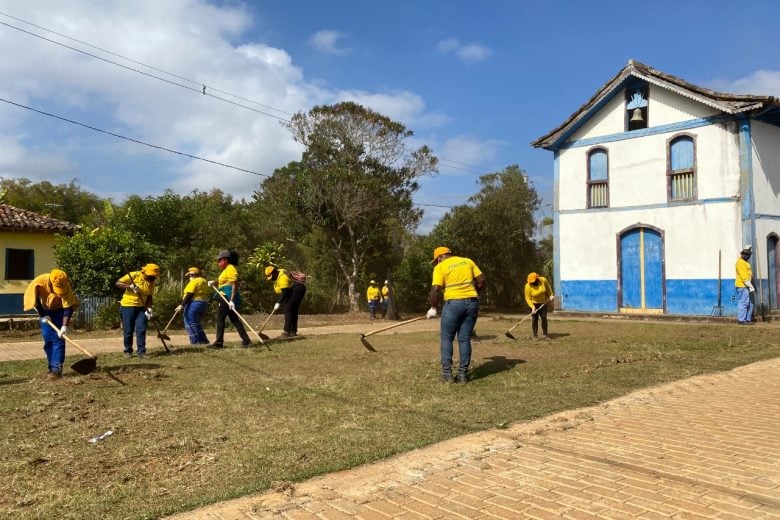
[166,357,780,519]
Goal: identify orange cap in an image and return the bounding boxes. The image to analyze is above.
[527,272,539,283]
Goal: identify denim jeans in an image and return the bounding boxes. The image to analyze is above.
[184,300,209,344]
[120,306,147,355]
[736,287,753,323]
[40,308,66,372]
[440,298,479,376]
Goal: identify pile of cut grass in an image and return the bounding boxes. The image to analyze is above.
[0,318,777,519]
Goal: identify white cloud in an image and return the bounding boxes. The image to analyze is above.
[436,136,503,175]
[335,89,450,128]
[309,29,350,55]
[436,37,493,63]
[710,69,780,97]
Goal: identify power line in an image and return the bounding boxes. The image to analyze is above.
[0,96,271,178]
[0,10,293,118]
[0,11,498,174]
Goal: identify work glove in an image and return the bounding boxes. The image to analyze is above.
[745,280,755,293]
[273,303,280,312]
[549,295,555,302]
[207,280,215,288]
[129,283,140,294]
[426,307,437,319]
[228,301,236,311]
[40,316,51,325]
[175,304,183,313]
[58,325,68,338]
[145,308,154,320]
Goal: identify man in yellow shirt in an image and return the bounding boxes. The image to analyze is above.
[366,280,382,320]
[116,263,159,358]
[427,246,485,383]
[265,265,307,337]
[23,269,79,379]
[381,280,391,318]
[735,245,754,324]
[176,267,211,345]
[524,272,554,340]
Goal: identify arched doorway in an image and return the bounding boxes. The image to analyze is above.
[768,233,779,310]
[618,225,665,313]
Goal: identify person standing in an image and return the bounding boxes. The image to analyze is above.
[366,280,382,320]
[176,267,210,345]
[524,272,554,340]
[735,245,755,324]
[116,263,159,358]
[381,280,391,318]
[426,246,485,383]
[264,265,307,337]
[23,269,79,379]
[212,250,251,348]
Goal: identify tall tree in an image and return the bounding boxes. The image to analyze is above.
[431,165,540,308]
[256,102,437,311]
[0,177,105,227]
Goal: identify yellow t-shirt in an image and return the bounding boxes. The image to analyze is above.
[381,286,389,298]
[735,258,752,288]
[431,256,482,301]
[273,269,292,294]
[118,272,154,307]
[218,264,239,287]
[23,273,79,311]
[183,277,211,302]
[525,276,553,307]
[366,286,381,301]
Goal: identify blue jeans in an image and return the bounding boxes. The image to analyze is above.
[736,287,753,323]
[40,309,66,373]
[120,306,148,355]
[184,300,209,344]
[440,298,479,376]
[368,299,380,318]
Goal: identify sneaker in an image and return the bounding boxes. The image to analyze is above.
[124,352,132,358]
[46,371,62,381]
[541,335,551,341]
[137,352,147,359]
[440,373,453,383]
[456,372,469,384]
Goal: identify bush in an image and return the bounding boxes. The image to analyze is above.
[93,300,121,330]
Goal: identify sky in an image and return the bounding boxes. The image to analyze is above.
[2,1,780,232]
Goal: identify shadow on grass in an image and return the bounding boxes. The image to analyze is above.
[0,377,31,386]
[471,356,526,381]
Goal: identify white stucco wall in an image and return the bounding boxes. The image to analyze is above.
[751,120,780,216]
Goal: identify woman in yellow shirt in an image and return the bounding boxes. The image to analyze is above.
[116,263,159,358]
[524,272,554,340]
[213,250,251,348]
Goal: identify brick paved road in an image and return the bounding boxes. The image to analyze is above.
[168,357,780,519]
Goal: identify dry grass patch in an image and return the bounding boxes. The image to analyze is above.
[0,318,777,519]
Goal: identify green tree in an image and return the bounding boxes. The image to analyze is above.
[0,177,106,227]
[430,165,540,308]
[255,101,437,311]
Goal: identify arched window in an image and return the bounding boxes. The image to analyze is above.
[587,148,609,208]
[668,135,697,201]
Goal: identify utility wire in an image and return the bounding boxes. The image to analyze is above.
[0,11,497,174]
[0,10,292,117]
[0,96,271,178]
[0,20,290,122]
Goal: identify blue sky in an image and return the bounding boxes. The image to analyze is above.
[2,1,780,231]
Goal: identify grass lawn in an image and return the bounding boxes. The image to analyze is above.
[0,317,777,519]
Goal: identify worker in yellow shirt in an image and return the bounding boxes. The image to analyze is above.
[211,250,252,348]
[265,265,307,337]
[524,272,554,340]
[427,246,485,383]
[175,267,211,345]
[116,263,159,358]
[23,269,79,379]
[381,280,391,318]
[366,280,382,320]
[735,245,754,324]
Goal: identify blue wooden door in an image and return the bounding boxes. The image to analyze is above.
[620,227,663,311]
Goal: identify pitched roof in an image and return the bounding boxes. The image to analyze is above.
[532,59,780,150]
[0,204,80,233]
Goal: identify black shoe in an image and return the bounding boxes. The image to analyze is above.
[242,340,252,348]
[209,343,224,349]
[440,373,453,383]
[455,375,469,384]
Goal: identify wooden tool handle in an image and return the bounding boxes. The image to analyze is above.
[42,319,95,357]
[361,315,427,338]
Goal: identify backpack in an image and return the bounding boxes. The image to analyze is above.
[289,271,306,284]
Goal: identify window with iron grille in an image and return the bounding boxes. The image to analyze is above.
[587,148,609,208]
[668,135,696,201]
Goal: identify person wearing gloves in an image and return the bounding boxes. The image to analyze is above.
[524,272,554,340]
[366,280,382,320]
[176,267,210,345]
[427,246,485,384]
[116,263,159,359]
[735,245,755,324]
[211,250,252,348]
[264,265,306,337]
[381,280,391,318]
[23,269,79,380]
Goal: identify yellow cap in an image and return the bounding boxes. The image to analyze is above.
[49,269,70,296]
[264,266,275,279]
[527,272,539,283]
[141,263,160,277]
[431,246,451,264]
[186,267,200,276]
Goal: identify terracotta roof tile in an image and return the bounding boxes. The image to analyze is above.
[0,204,79,233]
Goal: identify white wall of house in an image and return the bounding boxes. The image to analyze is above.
[752,121,780,215]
